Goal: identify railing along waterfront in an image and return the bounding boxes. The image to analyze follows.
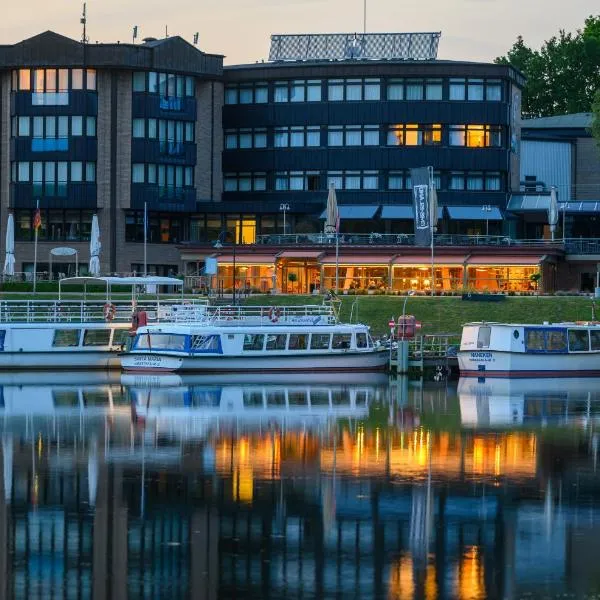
[200,304,338,325]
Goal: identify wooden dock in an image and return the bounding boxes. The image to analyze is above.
[388,334,459,373]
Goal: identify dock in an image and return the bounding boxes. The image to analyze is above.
[388,334,459,373]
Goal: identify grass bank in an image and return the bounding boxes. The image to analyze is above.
[243,295,596,336]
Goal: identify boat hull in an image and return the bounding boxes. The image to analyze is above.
[121,349,389,373]
[458,350,600,377]
[0,351,120,370]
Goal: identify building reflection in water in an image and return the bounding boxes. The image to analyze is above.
[0,373,597,598]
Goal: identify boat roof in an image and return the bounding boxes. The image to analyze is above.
[136,323,370,334]
[59,276,184,286]
[464,321,600,328]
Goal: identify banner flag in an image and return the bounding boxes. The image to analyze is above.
[411,167,431,246]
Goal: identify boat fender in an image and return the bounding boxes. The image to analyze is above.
[103,303,117,321]
[268,306,282,323]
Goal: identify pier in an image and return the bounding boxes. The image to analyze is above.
[388,334,459,373]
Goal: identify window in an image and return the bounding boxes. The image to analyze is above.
[306,127,320,147]
[449,125,502,148]
[328,80,344,101]
[546,330,567,352]
[406,80,423,100]
[288,334,308,350]
[356,333,368,348]
[132,119,145,138]
[134,333,186,351]
[132,164,145,183]
[387,124,441,147]
[239,86,253,104]
[387,79,404,100]
[425,80,443,100]
[327,171,378,191]
[255,85,268,103]
[72,116,83,136]
[83,329,112,346]
[53,329,80,347]
[486,80,502,101]
[467,172,484,191]
[364,79,380,100]
[328,125,380,147]
[133,72,146,92]
[274,82,289,103]
[486,173,501,191]
[449,171,503,192]
[17,116,30,136]
[190,335,220,352]
[525,329,545,351]
[310,334,330,350]
[328,78,379,101]
[275,171,321,192]
[18,69,31,90]
[450,78,501,101]
[266,334,287,350]
[225,87,238,104]
[467,79,484,101]
[307,81,322,102]
[332,334,352,349]
[591,330,600,351]
[223,172,267,192]
[477,326,491,349]
[449,78,465,101]
[568,329,590,352]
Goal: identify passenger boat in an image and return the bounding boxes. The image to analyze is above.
[120,305,388,373]
[458,321,600,377]
[0,276,208,369]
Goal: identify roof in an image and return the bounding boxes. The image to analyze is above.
[59,276,183,286]
[522,113,593,130]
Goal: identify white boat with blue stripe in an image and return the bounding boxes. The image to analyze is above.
[458,321,600,377]
[121,305,388,373]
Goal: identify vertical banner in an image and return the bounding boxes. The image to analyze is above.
[411,167,431,246]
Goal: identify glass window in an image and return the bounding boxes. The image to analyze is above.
[243,334,264,351]
[266,334,287,350]
[467,79,484,101]
[239,87,253,104]
[274,129,289,148]
[133,72,146,92]
[239,131,252,148]
[266,391,285,406]
[225,132,237,149]
[387,126,403,146]
[568,329,590,352]
[288,390,307,405]
[224,87,237,104]
[33,117,43,138]
[34,69,44,93]
[274,83,288,103]
[426,80,443,100]
[364,80,380,100]
[86,69,96,90]
[306,127,320,147]
[405,81,423,100]
[356,333,368,348]
[71,69,83,90]
[328,81,344,101]
[46,116,56,138]
[45,69,57,93]
[58,116,68,138]
[255,86,268,103]
[86,162,96,182]
[290,127,304,147]
[132,164,145,183]
[546,330,567,352]
[224,175,237,192]
[346,80,362,101]
[185,76,194,97]
[148,72,158,93]
[254,174,266,191]
[363,172,378,190]
[86,117,96,137]
[289,172,304,191]
[363,127,379,146]
[310,334,330,350]
[486,81,502,101]
[17,117,29,137]
[449,126,465,146]
[591,330,600,351]
[132,119,145,138]
[290,81,305,102]
[486,173,501,191]
[328,128,343,146]
[449,79,465,101]
[18,69,31,90]
[83,329,112,346]
[275,173,288,191]
[332,334,352,349]
[466,125,485,148]
[238,174,251,191]
[405,125,421,146]
[467,173,484,191]
[288,334,307,350]
[310,390,329,405]
[135,334,186,351]
[388,172,404,190]
[450,173,464,190]
[18,162,29,182]
[71,116,83,136]
[345,172,360,189]
[185,122,194,142]
[53,329,80,347]
[388,80,404,100]
[525,330,545,351]
[346,127,361,146]
[307,81,321,102]
[147,119,157,139]
[149,164,158,184]
[424,124,442,145]
[71,162,83,182]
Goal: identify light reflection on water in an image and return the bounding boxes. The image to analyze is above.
[1,372,600,598]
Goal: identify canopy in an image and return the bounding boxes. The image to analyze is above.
[446,206,503,221]
[320,205,379,220]
[559,201,600,213]
[466,255,544,266]
[507,194,551,212]
[380,205,413,220]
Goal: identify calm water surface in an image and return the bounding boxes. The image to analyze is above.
[2,371,600,599]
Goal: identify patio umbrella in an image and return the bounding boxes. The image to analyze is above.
[324,183,339,235]
[430,184,439,231]
[548,187,559,240]
[3,213,15,277]
[89,214,101,276]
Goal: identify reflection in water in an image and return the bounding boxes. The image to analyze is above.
[0,373,599,598]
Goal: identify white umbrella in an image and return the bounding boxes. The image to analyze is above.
[89,214,101,276]
[430,184,439,230]
[3,213,15,276]
[324,183,339,235]
[548,187,559,240]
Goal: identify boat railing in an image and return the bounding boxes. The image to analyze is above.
[0,299,208,324]
[192,304,338,325]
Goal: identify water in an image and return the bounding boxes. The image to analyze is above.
[2,371,600,599]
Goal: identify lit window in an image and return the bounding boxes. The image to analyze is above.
[18,69,31,91]
[404,124,421,146]
[466,125,486,148]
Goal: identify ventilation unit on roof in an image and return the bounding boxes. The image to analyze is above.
[143,37,157,43]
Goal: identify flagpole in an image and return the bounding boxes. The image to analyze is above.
[33,200,39,294]
[429,167,435,298]
[143,202,147,277]
[335,233,339,292]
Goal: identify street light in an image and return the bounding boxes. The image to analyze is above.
[214,230,236,305]
[279,203,290,235]
[482,205,493,237]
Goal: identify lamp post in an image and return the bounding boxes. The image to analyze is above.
[482,205,492,237]
[214,230,236,306]
[279,203,290,235]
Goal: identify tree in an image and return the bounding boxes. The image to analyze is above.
[496,15,600,118]
[593,89,600,148]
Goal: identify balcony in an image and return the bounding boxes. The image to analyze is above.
[11,182,97,209]
[31,137,68,152]
[131,184,196,212]
[131,139,195,164]
[132,94,196,121]
[32,92,69,106]
[159,141,184,157]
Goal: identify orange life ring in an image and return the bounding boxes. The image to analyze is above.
[103,303,116,321]
[268,306,281,323]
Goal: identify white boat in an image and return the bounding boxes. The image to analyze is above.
[458,321,600,377]
[0,276,208,369]
[121,305,388,373]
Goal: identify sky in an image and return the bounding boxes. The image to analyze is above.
[1,0,597,64]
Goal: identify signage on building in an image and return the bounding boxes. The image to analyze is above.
[50,247,77,256]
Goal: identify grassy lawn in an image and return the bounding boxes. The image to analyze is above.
[243,294,597,336]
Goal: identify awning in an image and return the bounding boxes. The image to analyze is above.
[559,201,600,213]
[507,194,551,212]
[380,205,444,220]
[320,255,392,265]
[392,255,466,266]
[277,250,324,259]
[216,254,277,265]
[466,255,544,266]
[319,205,379,220]
[446,206,503,221]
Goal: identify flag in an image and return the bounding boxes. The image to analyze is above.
[33,208,42,231]
[410,167,431,247]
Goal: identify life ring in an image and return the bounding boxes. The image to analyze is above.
[103,303,116,321]
[268,306,281,323]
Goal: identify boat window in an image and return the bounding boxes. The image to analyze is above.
[190,388,221,406]
[243,390,264,406]
[477,326,491,349]
[355,390,369,405]
[356,333,368,348]
[367,334,374,348]
[82,390,109,405]
[591,330,600,351]
[0,331,5,351]
[310,334,331,350]
[310,390,329,405]
[112,329,129,347]
[288,334,308,350]
[53,329,81,347]
[243,334,264,351]
[546,330,567,352]
[568,329,590,352]
[266,390,285,406]
[135,333,187,351]
[83,329,111,346]
[266,334,287,351]
[191,335,220,353]
[525,330,545,351]
[52,390,80,406]
[288,390,307,405]
[332,334,352,350]
[331,390,346,405]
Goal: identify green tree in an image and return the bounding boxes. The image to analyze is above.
[593,89,600,148]
[496,15,600,118]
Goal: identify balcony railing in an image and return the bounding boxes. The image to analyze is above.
[31,137,69,152]
[564,239,600,254]
[159,140,184,156]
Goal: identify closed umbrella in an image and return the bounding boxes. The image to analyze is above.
[3,213,15,277]
[548,187,559,240]
[324,183,339,234]
[89,214,101,276]
[429,184,439,231]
